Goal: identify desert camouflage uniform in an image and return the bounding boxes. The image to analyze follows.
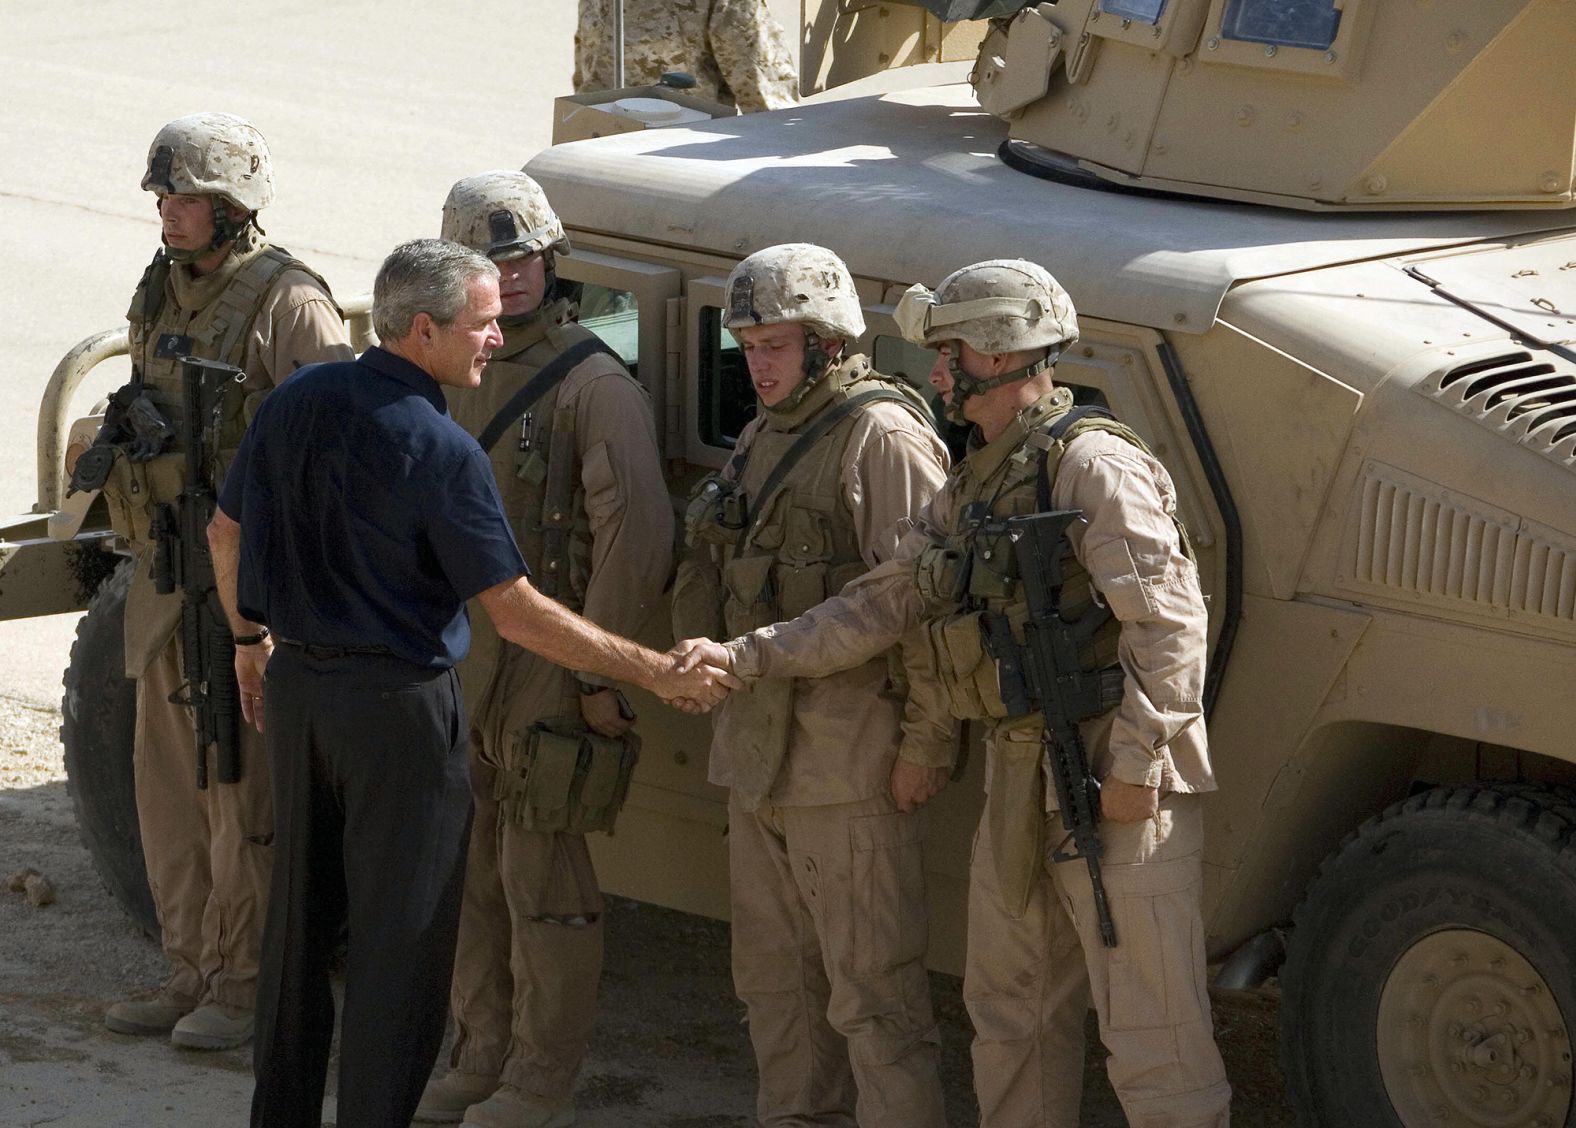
[440,299,671,1110]
[113,221,350,1015]
[723,260,1231,1126]
[575,0,798,112]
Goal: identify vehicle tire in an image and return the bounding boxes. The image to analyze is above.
[1279,785,1576,1128]
[60,557,157,938]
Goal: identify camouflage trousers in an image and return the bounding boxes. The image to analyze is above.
[728,790,947,1128]
[445,752,604,1102]
[134,631,272,1009]
[965,791,1231,1127]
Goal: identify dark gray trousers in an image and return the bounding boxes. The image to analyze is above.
[250,646,473,1128]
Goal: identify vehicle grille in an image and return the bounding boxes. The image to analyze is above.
[1353,462,1576,623]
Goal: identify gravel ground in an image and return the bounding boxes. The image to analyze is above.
[0,691,1296,1127]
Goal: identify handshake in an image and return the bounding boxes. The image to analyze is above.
[650,638,738,715]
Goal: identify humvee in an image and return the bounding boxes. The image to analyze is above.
[5,1,1574,1123]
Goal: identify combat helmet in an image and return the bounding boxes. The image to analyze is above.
[142,113,273,259]
[894,258,1077,422]
[441,171,571,262]
[724,244,866,408]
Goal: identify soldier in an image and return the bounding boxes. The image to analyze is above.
[412,173,674,1128]
[98,113,352,1051]
[672,244,951,1126]
[681,260,1233,1126]
[575,0,798,113]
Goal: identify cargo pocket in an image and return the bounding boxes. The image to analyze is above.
[580,440,624,528]
[1100,853,1210,1032]
[850,810,929,979]
[1086,537,1157,621]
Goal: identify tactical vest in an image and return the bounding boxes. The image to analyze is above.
[914,388,1164,723]
[485,319,609,615]
[685,355,934,808]
[105,244,335,546]
[689,355,933,636]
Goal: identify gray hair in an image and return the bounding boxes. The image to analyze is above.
[372,238,499,342]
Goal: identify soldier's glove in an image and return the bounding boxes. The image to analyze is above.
[124,394,176,461]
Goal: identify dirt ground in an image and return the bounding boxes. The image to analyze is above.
[0,691,1296,1128]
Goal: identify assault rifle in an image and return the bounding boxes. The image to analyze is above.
[151,357,244,790]
[996,509,1119,947]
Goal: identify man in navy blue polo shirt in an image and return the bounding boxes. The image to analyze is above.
[207,238,733,1128]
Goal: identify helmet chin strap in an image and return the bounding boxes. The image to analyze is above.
[162,197,255,264]
[944,341,1057,425]
[767,328,840,414]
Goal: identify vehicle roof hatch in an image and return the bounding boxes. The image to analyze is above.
[1404,235,1576,350]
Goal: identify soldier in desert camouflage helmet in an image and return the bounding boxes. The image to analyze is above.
[414,171,673,1128]
[683,258,1233,1127]
[670,242,952,1126]
[575,0,798,113]
[96,112,352,1052]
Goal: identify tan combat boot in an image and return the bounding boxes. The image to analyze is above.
[104,987,196,1036]
[170,1001,254,1050]
[414,1071,500,1124]
[461,1084,575,1128]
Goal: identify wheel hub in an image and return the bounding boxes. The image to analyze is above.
[1377,929,1572,1126]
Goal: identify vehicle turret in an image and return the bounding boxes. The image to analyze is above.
[893,0,1576,210]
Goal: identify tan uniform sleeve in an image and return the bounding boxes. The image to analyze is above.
[724,483,946,685]
[248,271,353,387]
[708,0,799,112]
[1055,432,1207,788]
[569,367,673,687]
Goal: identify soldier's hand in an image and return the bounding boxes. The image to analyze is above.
[234,639,273,734]
[891,759,949,813]
[1100,778,1159,823]
[653,653,740,713]
[580,688,635,738]
[670,637,731,675]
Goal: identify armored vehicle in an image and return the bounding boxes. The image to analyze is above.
[4,0,1574,1123]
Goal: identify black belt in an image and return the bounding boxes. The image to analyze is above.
[275,637,393,660]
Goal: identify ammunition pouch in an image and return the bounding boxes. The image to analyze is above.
[103,450,187,545]
[925,611,1011,721]
[495,719,640,835]
[671,557,726,643]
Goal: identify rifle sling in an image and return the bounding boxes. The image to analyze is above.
[1034,403,1115,511]
[736,388,913,552]
[477,337,617,454]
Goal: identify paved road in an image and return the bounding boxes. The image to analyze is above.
[0,1,578,706]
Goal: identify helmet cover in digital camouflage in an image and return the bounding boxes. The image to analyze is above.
[141,112,274,214]
[723,243,866,342]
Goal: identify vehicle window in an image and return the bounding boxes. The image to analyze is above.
[1099,0,1166,24]
[1220,0,1340,50]
[577,284,639,378]
[698,306,754,448]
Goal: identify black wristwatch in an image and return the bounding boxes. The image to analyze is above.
[233,626,271,647]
